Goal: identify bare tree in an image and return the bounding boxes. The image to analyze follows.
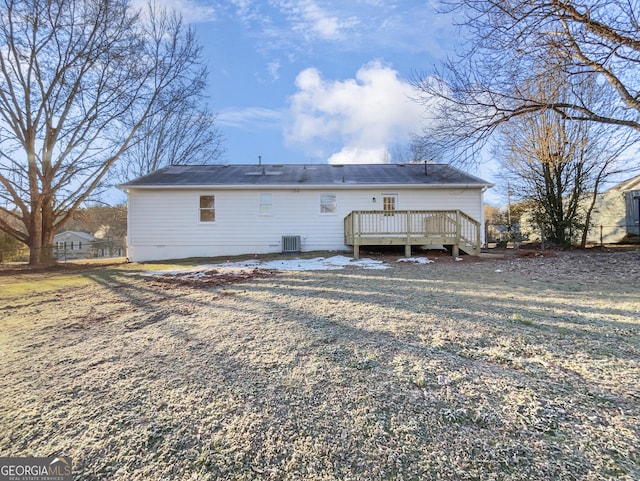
[63,204,127,240]
[388,143,428,164]
[496,72,630,247]
[117,106,223,181]
[116,5,223,181]
[413,0,640,159]
[0,0,212,266]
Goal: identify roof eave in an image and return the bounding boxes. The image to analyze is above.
[120,182,494,191]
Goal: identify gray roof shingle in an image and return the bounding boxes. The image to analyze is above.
[119,163,492,188]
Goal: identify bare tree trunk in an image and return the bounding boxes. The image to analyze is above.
[0,0,214,267]
[25,197,56,267]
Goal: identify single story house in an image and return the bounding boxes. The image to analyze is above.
[585,175,640,244]
[54,231,96,259]
[119,163,493,262]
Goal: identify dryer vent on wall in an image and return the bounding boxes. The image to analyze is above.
[281,235,301,253]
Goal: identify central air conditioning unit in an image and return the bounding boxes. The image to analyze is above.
[281,235,301,253]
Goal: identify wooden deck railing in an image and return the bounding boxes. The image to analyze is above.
[344,210,481,258]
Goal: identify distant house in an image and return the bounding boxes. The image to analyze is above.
[119,163,493,262]
[586,175,640,244]
[54,231,96,259]
[92,226,126,258]
[486,223,522,244]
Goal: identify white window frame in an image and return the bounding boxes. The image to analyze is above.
[199,194,216,223]
[259,193,273,216]
[320,193,337,215]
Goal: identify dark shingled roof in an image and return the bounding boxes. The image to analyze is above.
[119,163,492,188]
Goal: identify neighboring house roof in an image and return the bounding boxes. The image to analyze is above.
[54,231,96,242]
[616,175,640,192]
[119,163,493,189]
[489,224,517,233]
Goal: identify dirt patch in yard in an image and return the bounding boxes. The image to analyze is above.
[0,249,639,480]
[150,268,277,289]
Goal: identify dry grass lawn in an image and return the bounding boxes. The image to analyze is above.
[0,249,639,480]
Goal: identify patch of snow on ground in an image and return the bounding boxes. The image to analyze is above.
[140,256,390,276]
[397,257,434,264]
[211,255,389,271]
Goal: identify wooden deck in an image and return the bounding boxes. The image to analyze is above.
[344,210,481,258]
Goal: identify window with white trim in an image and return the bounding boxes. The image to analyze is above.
[383,195,397,216]
[199,195,215,222]
[259,193,272,215]
[320,194,337,214]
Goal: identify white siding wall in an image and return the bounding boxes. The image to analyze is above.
[127,187,484,261]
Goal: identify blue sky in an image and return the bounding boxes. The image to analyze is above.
[129,0,501,199]
[149,1,459,158]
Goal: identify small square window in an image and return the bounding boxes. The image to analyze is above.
[200,195,215,222]
[320,194,337,214]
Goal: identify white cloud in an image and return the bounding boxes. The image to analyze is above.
[230,0,261,25]
[327,146,390,165]
[285,61,425,163]
[223,1,454,60]
[275,0,360,41]
[218,107,283,130]
[267,60,281,81]
[131,0,217,23]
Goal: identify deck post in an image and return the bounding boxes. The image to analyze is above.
[475,215,481,255]
[353,212,361,259]
[405,210,412,258]
[454,210,462,257]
